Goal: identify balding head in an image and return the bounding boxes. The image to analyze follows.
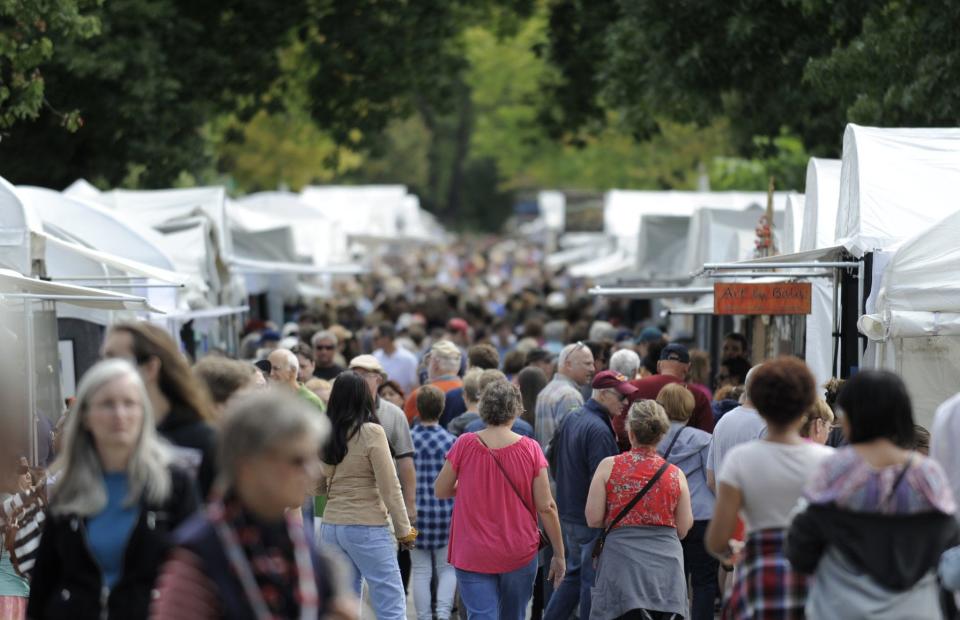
[268,349,299,389]
[558,342,595,386]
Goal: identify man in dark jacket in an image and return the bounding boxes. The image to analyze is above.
[545,370,638,620]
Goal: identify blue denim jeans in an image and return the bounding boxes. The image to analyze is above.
[456,555,538,620]
[543,520,600,620]
[683,520,719,620]
[320,523,406,620]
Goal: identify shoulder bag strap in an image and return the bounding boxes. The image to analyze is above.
[476,435,537,521]
[662,427,687,460]
[881,452,914,510]
[603,460,670,536]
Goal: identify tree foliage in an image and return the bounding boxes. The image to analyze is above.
[0,0,99,131]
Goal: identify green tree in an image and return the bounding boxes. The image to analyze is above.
[0,0,99,131]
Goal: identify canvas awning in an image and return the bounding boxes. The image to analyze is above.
[0,268,161,312]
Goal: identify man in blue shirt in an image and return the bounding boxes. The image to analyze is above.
[545,370,638,620]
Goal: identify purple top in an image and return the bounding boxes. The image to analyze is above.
[805,446,956,515]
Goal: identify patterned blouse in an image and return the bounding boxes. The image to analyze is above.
[605,447,682,530]
[804,446,956,515]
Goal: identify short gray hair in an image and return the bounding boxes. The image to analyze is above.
[744,364,761,403]
[51,359,171,517]
[558,342,587,369]
[479,380,522,427]
[218,389,329,490]
[273,348,299,372]
[311,330,338,348]
[609,349,640,379]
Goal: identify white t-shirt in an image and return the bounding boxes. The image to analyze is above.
[374,347,420,395]
[707,405,767,475]
[718,440,833,532]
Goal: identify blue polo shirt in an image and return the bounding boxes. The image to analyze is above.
[553,398,619,525]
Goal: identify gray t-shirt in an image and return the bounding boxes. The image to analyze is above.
[706,405,767,476]
[377,398,415,459]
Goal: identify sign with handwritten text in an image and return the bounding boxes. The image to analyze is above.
[713,282,812,315]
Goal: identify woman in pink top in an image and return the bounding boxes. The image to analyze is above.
[436,380,565,619]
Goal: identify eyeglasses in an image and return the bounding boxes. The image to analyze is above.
[315,345,335,351]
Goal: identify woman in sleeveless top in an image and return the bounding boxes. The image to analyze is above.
[586,400,693,620]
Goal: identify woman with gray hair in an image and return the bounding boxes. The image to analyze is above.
[152,389,349,619]
[585,400,693,619]
[27,359,199,619]
[436,379,566,619]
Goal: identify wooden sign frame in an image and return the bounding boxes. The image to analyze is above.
[713,282,812,315]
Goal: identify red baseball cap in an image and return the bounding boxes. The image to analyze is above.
[447,318,469,334]
[591,370,639,396]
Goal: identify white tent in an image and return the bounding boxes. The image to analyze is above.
[859,209,960,425]
[634,214,692,280]
[799,158,841,252]
[683,205,785,276]
[230,192,348,266]
[783,193,805,255]
[537,191,566,232]
[835,125,960,257]
[300,185,409,239]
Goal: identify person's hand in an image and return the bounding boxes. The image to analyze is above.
[548,555,566,588]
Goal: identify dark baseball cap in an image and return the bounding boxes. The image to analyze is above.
[254,359,272,374]
[659,343,690,364]
[591,370,639,396]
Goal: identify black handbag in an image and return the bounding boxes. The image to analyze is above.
[591,460,670,560]
[476,436,550,550]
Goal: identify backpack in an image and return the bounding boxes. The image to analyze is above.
[1,483,47,578]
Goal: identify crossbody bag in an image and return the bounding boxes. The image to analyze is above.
[591,460,670,559]
[476,435,550,550]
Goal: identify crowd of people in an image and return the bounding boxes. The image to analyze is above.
[2,239,960,619]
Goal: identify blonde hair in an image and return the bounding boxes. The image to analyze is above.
[51,359,171,517]
[626,400,670,446]
[799,398,835,438]
[686,350,710,385]
[656,383,695,422]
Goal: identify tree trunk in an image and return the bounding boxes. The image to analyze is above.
[444,82,472,222]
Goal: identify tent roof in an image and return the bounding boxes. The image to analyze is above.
[836,124,960,256]
[799,158,841,252]
[683,205,785,276]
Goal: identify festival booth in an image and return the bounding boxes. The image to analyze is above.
[784,193,805,255]
[0,179,159,463]
[844,126,960,425]
[64,184,248,355]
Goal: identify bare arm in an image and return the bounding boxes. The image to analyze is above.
[533,466,566,587]
[705,481,743,559]
[585,457,614,528]
[396,456,417,525]
[706,468,716,494]
[434,459,458,499]
[674,470,694,539]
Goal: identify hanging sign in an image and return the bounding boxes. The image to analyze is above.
[713,282,812,315]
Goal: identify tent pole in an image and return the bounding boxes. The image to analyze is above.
[832,269,840,378]
[857,260,865,369]
[24,301,38,466]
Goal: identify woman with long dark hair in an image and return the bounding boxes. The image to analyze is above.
[787,370,958,619]
[102,322,218,499]
[318,372,415,620]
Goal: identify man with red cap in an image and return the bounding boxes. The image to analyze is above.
[615,343,714,450]
[545,370,638,620]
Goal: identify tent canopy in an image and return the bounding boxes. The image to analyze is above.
[836,125,960,256]
[784,193,805,255]
[683,205,785,276]
[0,268,159,312]
[799,158,841,252]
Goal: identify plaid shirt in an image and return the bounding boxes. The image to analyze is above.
[534,375,584,450]
[412,424,456,550]
[723,528,809,620]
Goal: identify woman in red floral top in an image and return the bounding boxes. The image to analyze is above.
[586,400,693,619]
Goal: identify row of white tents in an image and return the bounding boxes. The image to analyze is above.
[553,124,960,427]
[0,180,444,427]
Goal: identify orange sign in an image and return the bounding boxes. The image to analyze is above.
[713,282,812,315]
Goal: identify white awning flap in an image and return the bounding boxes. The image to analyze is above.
[0,268,161,312]
[859,311,960,341]
[38,232,191,286]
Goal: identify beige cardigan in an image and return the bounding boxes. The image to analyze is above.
[319,423,411,535]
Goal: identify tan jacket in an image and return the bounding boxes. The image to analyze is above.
[319,423,411,535]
